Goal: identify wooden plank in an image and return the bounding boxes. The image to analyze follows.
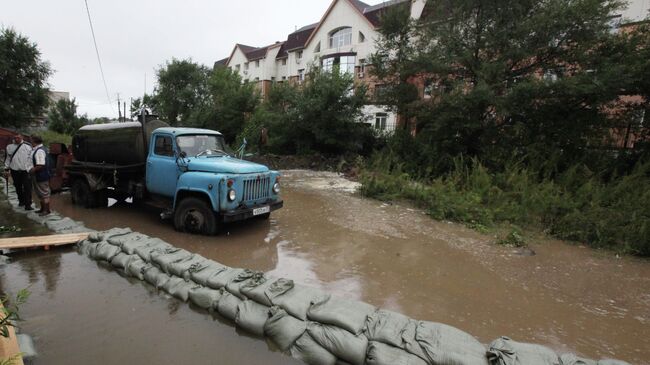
[0,233,89,250]
[0,303,25,365]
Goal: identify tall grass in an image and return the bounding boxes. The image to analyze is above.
[360,153,650,256]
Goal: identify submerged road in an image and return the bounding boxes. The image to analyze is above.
[5,170,649,364]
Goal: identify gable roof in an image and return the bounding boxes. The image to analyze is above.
[213,57,229,68]
[284,23,319,52]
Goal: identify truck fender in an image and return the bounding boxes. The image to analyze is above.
[173,188,218,212]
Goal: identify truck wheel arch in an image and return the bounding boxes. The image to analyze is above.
[173,193,219,235]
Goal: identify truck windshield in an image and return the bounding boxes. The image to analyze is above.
[176,135,228,157]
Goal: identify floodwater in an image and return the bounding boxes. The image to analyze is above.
[3,170,649,364]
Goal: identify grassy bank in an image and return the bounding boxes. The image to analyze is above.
[360,156,650,256]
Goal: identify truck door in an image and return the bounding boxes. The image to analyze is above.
[146,134,179,197]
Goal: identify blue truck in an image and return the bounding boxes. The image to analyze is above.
[65,118,282,235]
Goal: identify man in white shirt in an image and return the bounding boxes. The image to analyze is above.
[29,135,51,215]
[3,134,34,210]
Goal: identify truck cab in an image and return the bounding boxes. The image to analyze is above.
[146,128,283,235]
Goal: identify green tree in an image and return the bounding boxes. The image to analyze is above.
[0,28,51,128]
[47,98,85,134]
[130,94,156,118]
[153,58,210,125]
[372,0,646,174]
[191,66,259,144]
[250,69,373,155]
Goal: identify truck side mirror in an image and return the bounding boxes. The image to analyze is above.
[179,151,187,159]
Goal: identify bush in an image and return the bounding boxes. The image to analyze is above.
[360,153,650,256]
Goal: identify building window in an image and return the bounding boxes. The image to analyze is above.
[244,62,249,70]
[298,69,305,83]
[329,27,352,48]
[424,79,434,99]
[359,59,366,77]
[322,55,356,75]
[359,31,365,43]
[271,77,276,83]
[297,50,303,60]
[255,60,260,67]
[374,84,388,101]
[375,113,388,131]
[315,41,321,53]
[281,76,287,82]
[235,64,241,71]
[281,58,287,66]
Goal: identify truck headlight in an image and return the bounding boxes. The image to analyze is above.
[228,189,236,201]
[272,182,280,194]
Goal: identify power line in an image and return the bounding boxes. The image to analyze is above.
[84,0,114,113]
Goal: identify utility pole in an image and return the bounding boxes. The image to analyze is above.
[117,93,122,122]
[123,102,127,122]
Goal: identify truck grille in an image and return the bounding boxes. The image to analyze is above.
[243,175,270,201]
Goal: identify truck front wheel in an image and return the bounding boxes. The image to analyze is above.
[71,179,93,208]
[173,197,218,235]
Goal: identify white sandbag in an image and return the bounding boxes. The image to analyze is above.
[89,228,132,243]
[109,233,150,253]
[168,254,207,278]
[217,291,243,321]
[559,354,596,365]
[366,309,411,348]
[206,268,249,290]
[487,336,559,365]
[143,266,172,289]
[151,248,192,273]
[188,286,222,310]
[264,306,308,351]
[597,360,632,365]
[307,322,369,365]
[110,252,132,269]
[92,241,122,262]
[226,270,262,300]
[240,275,277,306]
[162,276,192,302]
[307,296,375,335]
[125,256,148,280]
[46,217,86,233]
[271,283,330,321]
[134,238,172,262]
[366,341,428,365]
[189,262,229,286]
[290,332,338,365]
[416,321,488,365]
[235,300,269,336]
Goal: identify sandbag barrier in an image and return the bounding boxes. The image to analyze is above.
[0,178,631,365]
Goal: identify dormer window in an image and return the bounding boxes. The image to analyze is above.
[359,31,366,43]
[329,27,352,48]
[315,41,321,53]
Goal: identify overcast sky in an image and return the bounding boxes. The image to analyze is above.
[1,0,385,118]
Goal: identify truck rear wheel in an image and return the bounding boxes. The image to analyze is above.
[71,179,93,208]
[173,197,218,235]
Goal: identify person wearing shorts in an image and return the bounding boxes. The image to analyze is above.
[29,135,51,216]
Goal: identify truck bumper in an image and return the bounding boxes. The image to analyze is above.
[221,200,284,223]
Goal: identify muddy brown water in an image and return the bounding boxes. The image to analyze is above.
[2,170,649,364]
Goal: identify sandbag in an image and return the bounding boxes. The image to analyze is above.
[240,275,277,306]
[597,360,631,365]
[134,238,172,262]
[559,354,596,365]
[77,240,95,257]
[264,306,307,351]
[307,322,368,365]
[206,268,250,290]
[265,278,295,301]
[110,252,132,269]
[271,283,330,320]
[109,232,150,253]
[366,309,411,348]
[226,270,262,300]
[89,228,132,243]
[307,296,375,335]
[162,276,192,302]
[366,341,428,365]
[168,254,207,278]
[217,291,243,321]
[46,217,86,233]
[235,300,269,336]
[151,248,192,273]
[143,266,172,289]
[92,241,122,262]
[189,262,229,286]
[487,336,559,365]
[415,321,488,365]
[188,286,222,310]
[125,256,148,280]
[290,332,338,365]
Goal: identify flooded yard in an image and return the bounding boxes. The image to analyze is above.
[1,170,649,364]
